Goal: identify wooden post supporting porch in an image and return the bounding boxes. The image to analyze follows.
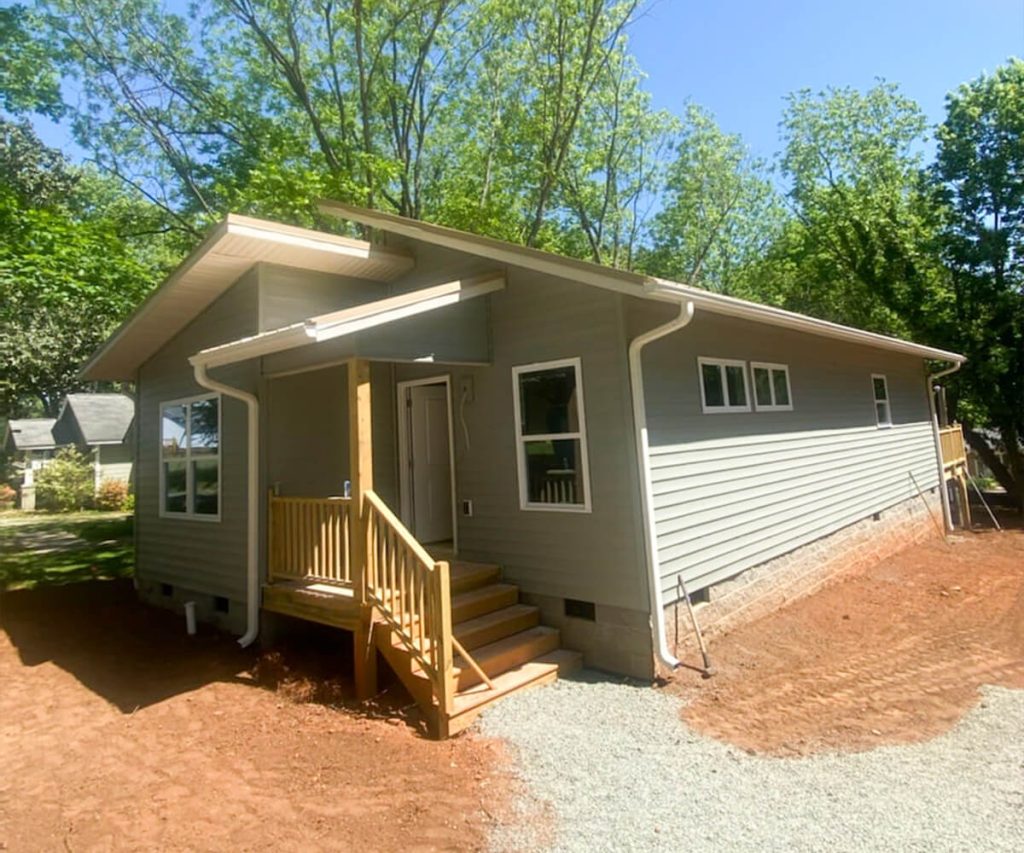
[349,359,377,700]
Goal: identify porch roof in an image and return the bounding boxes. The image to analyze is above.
[190,272,505,369]
[82,215,414,381]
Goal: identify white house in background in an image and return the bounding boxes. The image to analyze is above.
[3,418,58,510]
[52,393,135,493]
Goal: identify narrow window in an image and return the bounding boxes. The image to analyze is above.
[751,362,793,411]
[512,358,591,512]
[160,395,221,518]
[697,358,750,413]
[872,374,892,427]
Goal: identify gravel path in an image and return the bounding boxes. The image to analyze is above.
[480,672,1024,852]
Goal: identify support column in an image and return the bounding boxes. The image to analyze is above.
[349,359,377,700]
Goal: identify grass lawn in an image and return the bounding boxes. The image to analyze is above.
[0,511,134,590]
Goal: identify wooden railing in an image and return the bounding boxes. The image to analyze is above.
[363,490,492,714]
[939,424,967,469]
[268,495,352,585]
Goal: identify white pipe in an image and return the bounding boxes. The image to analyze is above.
[191,359,260,648]
[927,361,963,531]
[184,600,197,636]
[628,298,696,671]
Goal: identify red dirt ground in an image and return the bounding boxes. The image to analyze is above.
[670,522,1024,756]
[0,582,511,852]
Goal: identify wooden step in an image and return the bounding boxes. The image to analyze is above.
[449,561,501,595]
[445,649,583,737]
[451,583,518,623]
[453,604,541,651]
[454,626,560,690]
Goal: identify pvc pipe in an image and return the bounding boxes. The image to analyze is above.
[926,361,964,532]
[191,359,260,648]
[184,600,197,636]
[628,296,696,671]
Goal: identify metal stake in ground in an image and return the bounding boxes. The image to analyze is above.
[677,574,714,678]
[909,471,950,544]
[966,475,1003,531]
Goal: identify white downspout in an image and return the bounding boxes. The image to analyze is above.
[927,360,964,531]
[628,298,696,671]
[191,358,260,647]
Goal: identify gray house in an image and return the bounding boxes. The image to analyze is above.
[82,206,965,736]
[3,418,57,510]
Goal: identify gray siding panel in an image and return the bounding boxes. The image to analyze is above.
[136,270,260,601]
[631,305,939,597]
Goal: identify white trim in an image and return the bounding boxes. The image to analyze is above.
[697,357,752,414]
[511,357,593,513]
[158,393,222,521]
[396,375,459,553]
[750,361,794,412]
[871,373,893,428]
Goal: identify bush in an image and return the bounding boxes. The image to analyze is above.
[0,483,15,508]
[35,447,94,512]
[95,479,130,511]
[122,492,135,512]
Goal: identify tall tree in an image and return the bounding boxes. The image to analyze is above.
[934,58,1024,505]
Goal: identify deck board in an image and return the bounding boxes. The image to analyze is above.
[262,579,361,630]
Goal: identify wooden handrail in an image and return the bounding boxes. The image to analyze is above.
[268,494,352,585]
[363,489,493,710]
[939,424,967,468]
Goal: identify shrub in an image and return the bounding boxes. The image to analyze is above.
[122,492,135,512]
[96,479,130,511]
[35,447,94,512]
[0,483,15,508]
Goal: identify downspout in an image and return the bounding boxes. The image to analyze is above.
[628,297,696,671]
[927,360,964,532]
[191,358,260,647]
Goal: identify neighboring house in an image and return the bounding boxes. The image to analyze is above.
[82,207,965,736]
[52,393,135,493]
[3,418,57,510]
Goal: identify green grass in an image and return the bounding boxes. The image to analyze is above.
[0,511,134,591]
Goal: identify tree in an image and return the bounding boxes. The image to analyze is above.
[934,58,1024,506]
[642,104,781,290]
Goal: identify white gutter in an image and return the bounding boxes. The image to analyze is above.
[628,296,696,671]
[927,360,965,531]
[190,359,260,648]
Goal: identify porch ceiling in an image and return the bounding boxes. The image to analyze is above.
[82,215,414,381]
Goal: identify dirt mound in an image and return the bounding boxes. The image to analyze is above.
[670,527,1024,756]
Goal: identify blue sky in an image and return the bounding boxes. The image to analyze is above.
[628,0,1023,161]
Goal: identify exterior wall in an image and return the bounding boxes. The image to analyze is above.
[96,443,133,486]
[135,268,260,614]
[628,300,941,604]
[258,264,385,330]
[665,491,941,656]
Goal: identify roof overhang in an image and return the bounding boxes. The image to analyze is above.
[82,214,415,381]
[319,201,965,365]
[191,272,505,369]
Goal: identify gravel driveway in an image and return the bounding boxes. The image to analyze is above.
[480,673,1024,852]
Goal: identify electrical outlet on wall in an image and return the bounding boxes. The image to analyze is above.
[459,375,475,404]
[461,499,473,517]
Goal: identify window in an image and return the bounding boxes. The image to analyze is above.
[872,374,892,427]
[160,395,220,518]
[697,357,750,413]
[751,362,793,411]
[512,358,591,512]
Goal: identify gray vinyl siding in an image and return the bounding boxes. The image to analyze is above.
[97,443,133,485]
[628,301,939,598]
[135,269,260,601]
[258,264,385,330]
[393,269,648,612]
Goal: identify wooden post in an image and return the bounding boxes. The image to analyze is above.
[435,560,454,737]
[349,359,377,701]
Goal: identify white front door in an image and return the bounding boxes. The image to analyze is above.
[407,383,453,543]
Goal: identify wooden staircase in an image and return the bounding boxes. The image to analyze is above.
[374,559,581,737]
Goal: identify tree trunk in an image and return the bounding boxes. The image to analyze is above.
[964,426,1023,509]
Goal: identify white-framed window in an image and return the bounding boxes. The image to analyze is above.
[160,394,221,519]
[871,374,892,427]
[751,362,794,411]
[512,357,592,512]
[697,357,751,413]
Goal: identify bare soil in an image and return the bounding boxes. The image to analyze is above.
[0,581,510,852]
[670,523,1024,756]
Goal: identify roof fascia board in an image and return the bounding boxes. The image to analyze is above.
[192,272,505,369]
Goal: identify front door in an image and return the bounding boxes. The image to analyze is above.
[404,383,453,543]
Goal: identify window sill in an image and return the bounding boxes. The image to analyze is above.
[519,502,592,514]
[158,511,222,523]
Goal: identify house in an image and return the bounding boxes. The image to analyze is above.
[3,418,57,510]
[3,394,134,510]
[52,392,135,494]
[81,205,966,736]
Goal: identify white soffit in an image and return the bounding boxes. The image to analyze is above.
[82,214,414,381]
[319,200,965,364]
[191,272,505,369]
